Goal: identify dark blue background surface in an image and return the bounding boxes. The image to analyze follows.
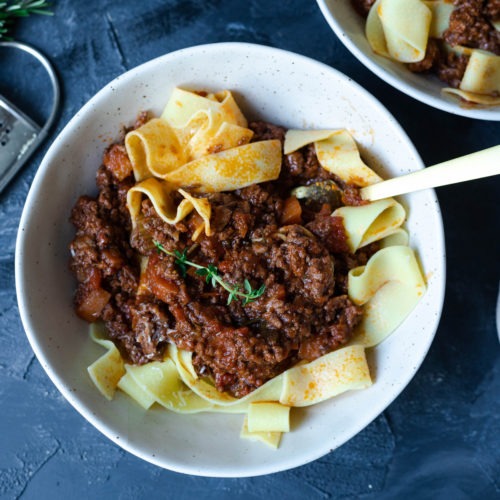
[1,1,499,498]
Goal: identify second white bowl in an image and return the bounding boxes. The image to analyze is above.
[317,0,500,121]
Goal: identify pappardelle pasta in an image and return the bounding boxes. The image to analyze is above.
[353,0,500,105]
[70,88,426,448]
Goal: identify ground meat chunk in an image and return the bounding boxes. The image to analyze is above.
[341,184,369,206]
[485,0,500,21]
[407,38,470,88]
[437,51,470,88]
[298,296,363,360]
[306,212,350,255]
[444,0,500,55]
[101,297,170,364]
[267,225,335,306]
[407,38,441,73]
[351,0,376,17]
[103,144,133,182]
[249,120,286,143]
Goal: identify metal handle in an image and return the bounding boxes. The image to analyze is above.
[0,40,60,145]
[0,41,60,191]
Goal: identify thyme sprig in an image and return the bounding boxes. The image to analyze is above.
[0,1,53,40]
[153,240,266,306]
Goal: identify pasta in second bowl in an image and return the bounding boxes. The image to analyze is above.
[317,0,500,120]
[15,42,446,477]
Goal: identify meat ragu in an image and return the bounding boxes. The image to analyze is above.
[70,118,377,398]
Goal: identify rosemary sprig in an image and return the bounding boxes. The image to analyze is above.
[153,240,266,306]
[0,1,53,40]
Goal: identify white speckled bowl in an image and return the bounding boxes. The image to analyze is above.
[15,42,445,477]
[316,0,500,121]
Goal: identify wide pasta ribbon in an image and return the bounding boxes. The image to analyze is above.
[279,345,372,406]
[348,246,427,347]
[247,402,290,432]
[240,416,282,449]
[127,136,281,194]
[425,1,454,38]
[161,88,248,130]
[87,323,125,401]
[443,89,500,105]
[333,199,406,252]
[125,118,187,181]
[379,228,409,248]
[164,140,282,193]
[126,89,253,181]
[126,178,212,238]
[366,0,432,63]
[443,49,500,104]
[161,88,252,160]
[118,359,215,413]
[285,129,382,187]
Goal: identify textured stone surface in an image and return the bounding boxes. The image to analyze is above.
[1,1,499,498]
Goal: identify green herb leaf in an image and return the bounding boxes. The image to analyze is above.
[173,249,187,262]
[227,289,238,305]
[172,250,186,275]
[154,239,266,306]
[0,1,52,41]
[176,262,187,278]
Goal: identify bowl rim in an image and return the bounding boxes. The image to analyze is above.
[316,0,500,121]
[15,41,446,477]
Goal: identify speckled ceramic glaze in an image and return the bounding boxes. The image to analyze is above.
[317,0,500,121]
[15,43,446,477]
